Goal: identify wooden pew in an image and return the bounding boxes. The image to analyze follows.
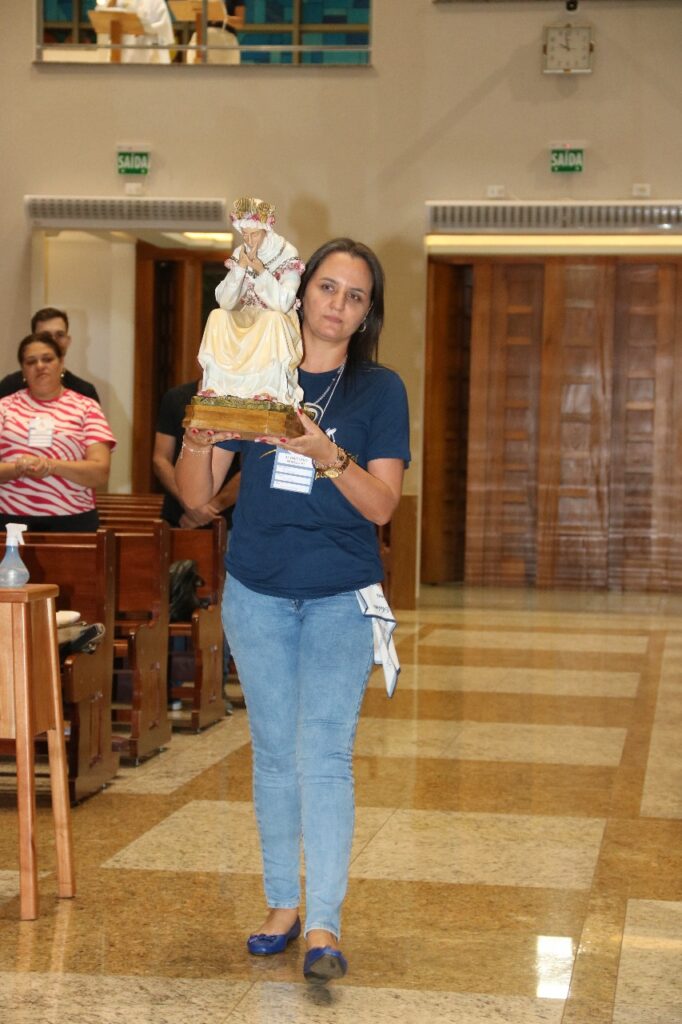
[167,518,226,730]
[97,511,227,731]
[97,494,164,514]
[111,521,172,762]
[0,529,120,803]
[97,492,163,505]
[9,522,173,766]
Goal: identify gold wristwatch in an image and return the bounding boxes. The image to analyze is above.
[315,445,352,480]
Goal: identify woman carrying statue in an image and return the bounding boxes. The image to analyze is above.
[178,237,410,986]
[197,197,305,407]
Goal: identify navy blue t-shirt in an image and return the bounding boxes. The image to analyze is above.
[219,363,410,599]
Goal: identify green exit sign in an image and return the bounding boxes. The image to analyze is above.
[551,148,584,173]
[117,150,150,176]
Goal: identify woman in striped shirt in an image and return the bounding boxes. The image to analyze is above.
[0,333,116,532]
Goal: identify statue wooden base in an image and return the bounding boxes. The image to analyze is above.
[183,395,305,440]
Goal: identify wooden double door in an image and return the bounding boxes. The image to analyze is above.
[132,242,230,492]
[422,255,682,591]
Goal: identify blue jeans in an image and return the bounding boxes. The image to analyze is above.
[223,575,374,939]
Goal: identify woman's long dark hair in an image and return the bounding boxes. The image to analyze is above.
[297,238,385,383]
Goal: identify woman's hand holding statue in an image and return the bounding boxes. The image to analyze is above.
[186,427,240,448]
[255,408,337,467]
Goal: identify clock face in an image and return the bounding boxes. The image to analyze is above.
[543,24,593,74]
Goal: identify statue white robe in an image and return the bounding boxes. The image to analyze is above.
[198,231,305,406]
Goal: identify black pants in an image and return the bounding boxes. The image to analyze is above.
[0,509,99,533]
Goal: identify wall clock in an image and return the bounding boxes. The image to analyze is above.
[543,24,593,74]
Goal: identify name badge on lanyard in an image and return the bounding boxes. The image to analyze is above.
[271,447,315,494]
[27,414,55,448]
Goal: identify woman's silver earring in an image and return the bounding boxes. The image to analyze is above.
[22,377,27,385]
[60,371,65,381]
[358,320,367,333]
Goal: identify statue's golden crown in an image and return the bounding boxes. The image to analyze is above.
[230,197,276,224]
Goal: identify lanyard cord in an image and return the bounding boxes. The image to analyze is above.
[305,361,346,428]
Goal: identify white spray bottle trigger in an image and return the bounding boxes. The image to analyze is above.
[6,523,27,547]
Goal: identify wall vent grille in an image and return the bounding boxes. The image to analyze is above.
[426,201,682,234]
[25,195,228,231]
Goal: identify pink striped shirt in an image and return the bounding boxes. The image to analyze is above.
[0,388,116,517]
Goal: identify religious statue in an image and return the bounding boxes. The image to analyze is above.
[184,197,306,438]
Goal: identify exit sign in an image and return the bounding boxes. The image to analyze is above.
[551,148,584,173]
[117,150,150,176]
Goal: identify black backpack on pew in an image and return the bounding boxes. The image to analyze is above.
[57,622,106,664]
[168,559,209,622]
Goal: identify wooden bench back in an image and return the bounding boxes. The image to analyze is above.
[112,520,170,624]
[97,493,163,508]
[97,514,225,607]
[0,529,115,636]
[169,519,225,604]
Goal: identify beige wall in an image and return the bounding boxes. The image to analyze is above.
[39,234,136,492]
[2,0,682,498]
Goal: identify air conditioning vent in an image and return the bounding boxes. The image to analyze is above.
[25,195,228,231]
[426,201,682,234]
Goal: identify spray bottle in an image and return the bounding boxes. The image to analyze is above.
[0,523,30,587]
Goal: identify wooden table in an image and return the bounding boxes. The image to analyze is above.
[0,584,75,919]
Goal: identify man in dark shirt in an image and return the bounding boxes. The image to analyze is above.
[154,378,241,710]
[153,378,239,528]
[0,307,99,401]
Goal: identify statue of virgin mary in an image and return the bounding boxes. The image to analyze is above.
[197,197,304,407]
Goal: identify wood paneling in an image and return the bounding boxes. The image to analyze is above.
[536,260,615,588]
[670,263,682,590]
[609,263,676,590]
[466,262,543,586]
[386,495,418,610]
[422,262,471,583]
[426,254,682,592]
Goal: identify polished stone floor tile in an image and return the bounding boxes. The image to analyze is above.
[1,586,681,1024]
[0,972,250,1024]
[641,636,682,819]
[361,686,635,728]
[102,713,251,796]
[613,1008,682,1024]
[354,756,617,816]
[409,645,644,676]
[613,899,682,1019]
[449,722,626,766]
[102,801,604,891]
[0,870,21,905]
[0,972,571,1024]
[349,809,604,889]
[355,718,627,765]
[421,629,649,654]
[368,664,640,698]
[102,801,394,874]
[412,585,682,619]
[227,981,565,1023]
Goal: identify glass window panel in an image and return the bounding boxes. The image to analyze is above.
[44,0,72,18]
[247,1,293,21]
[300,29,368,64]
[39,0,370,64]
[302,0,369,21]
[240,31,293,64]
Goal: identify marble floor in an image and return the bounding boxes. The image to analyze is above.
[1,586,682,1023]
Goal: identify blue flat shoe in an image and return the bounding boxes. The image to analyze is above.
[246,916,301,956]
[303,946,348,983]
